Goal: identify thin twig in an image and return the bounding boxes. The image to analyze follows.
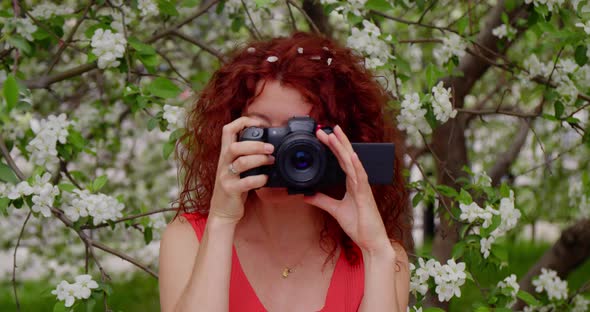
[81,207,177,230]
[11,211,31,312]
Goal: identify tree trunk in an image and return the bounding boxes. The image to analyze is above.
[514,219,590,310]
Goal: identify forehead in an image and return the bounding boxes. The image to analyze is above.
[244,80,313,126]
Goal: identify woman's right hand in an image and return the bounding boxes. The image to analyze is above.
[209,116,275,224]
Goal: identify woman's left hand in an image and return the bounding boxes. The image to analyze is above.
[303,125,394,256]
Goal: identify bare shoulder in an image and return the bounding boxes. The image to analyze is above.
[158,215,200,312]
[162,215,198,242]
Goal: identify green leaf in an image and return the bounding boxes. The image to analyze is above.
[163,140,175,159]
[456,16,469,35]
[458,188,473,204]
[501,12,509,24]
[517,290,542,306]
[423,308,445,312]
[146,77,182,99]
[255,0,272,7]
[53,301,68,312]
[575,45,588,67]
[0,161,19,184]
[412,192,424,207]
[553,101,564,119]
[0,197,10,216]
[7,36,32,54]
[144,226,153,244]
[147,117,159,131]
[541,113,558,121]
[67,129,86,150]
[128,37,156,55]
[3,74,19,112]
[58,183,77,192]
[92,175,108,192]
[157,0,179,16]
[435,185,458,198]
[452,241,466,259]
[365,0,393,11]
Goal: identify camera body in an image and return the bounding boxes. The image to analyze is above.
[238,116,395,195]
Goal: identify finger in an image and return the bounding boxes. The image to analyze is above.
[316,129,349,175]
[221,116,264,148]
[326,132,358,184]
[303,192,340,217]
[333,125,354,155]
[230,174,269,193]
[231,154,275,175]
[227,141,274,159]
[351,152,370,194]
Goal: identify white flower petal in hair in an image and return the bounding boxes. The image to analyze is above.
[327,58,332,66]
[297,47,303,54]
[310,55,321,60]
[247,47,256,53]
[267,56,278,62]
[322,46,329,51]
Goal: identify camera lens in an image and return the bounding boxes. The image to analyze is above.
[276,132,326,189]
[292,150,313,170]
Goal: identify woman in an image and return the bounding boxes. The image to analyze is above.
[159,31,411,312]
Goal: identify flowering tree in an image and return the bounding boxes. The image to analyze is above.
[0,0,589,311]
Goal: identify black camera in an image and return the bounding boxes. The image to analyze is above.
[238,116,395,195]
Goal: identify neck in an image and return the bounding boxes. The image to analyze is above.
[242,190,324,249]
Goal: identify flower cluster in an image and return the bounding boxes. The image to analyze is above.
[61,189,125,225]
[492,24,517,39]
[91,28,127,69]
[497,274,520,306]
[524,0,566,12]
[532,268,568,301]
[26,113,73,171]
[572,295,590,312]
[138,0,159,17]
[346,20,393,69]
[431,81,458,123]
[1,173,59,218]
[320,0,368,17]
[522,55,580,105]
[459,190,521,258]
[410,257,467,302]
[51,274,99,307]
[162,104,186,131]
[0,17,37,42]
[396,93,431,142]
[432,33,466,65]
[30,3,73,19]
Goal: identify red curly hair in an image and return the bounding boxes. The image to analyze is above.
[173,31,411,265]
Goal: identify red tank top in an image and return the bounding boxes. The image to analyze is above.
[181,212,364,312]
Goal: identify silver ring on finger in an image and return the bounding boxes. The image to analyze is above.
[228,162,239,175]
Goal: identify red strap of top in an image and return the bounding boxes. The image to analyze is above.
[181,212,364,312]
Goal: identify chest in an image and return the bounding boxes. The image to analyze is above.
[231,242,354,312]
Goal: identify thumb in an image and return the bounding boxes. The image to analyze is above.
[303,192,340,217]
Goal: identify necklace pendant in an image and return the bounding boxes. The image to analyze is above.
[282,267,292,278]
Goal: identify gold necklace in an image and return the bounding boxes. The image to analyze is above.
[253,209,316,279]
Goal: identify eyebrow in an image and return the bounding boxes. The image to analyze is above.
[245,112,272,124]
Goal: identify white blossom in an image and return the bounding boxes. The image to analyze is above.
[91,28,127,69]
[396,93,431,141]
[60,189,125,225]
[492,24,516,39]
[532,268,569,301]
[575,21,590,35]
[431,81,458,122]
[410,257,467,302]
[524,0,566,12]
[572,294,590,312]
[433,33,466,65]
[51,275,99,308]
[26,113,72,170]
[320,0,368,17]
[0,17,38,42]
[51,280,77,307]
[162,104,186,131]
[473,171,492,188]
[346,20,394,70]
[480,236,494,258]
[31,183,59,217]
[138,0,159,17]
[498,274,520,307]
[30,3,73,19]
